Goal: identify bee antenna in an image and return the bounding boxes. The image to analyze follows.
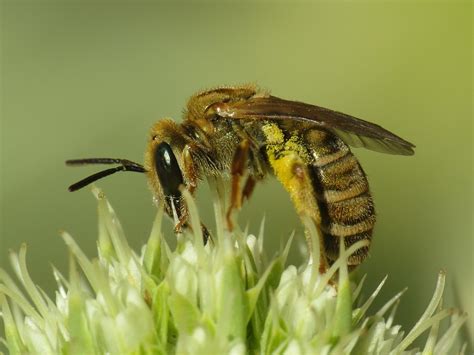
[66,158,146,192]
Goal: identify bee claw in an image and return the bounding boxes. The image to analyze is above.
[201,223,212,244]
[173,224,183,234]
[174,215,187,234]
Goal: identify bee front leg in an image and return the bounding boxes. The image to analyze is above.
[180,144,213,244]
[174,218,212,244]
[173,209,189,233]
[227,139,250,230]
[183,144,199,194]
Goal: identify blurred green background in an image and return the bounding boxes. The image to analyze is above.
[1,0,472,344]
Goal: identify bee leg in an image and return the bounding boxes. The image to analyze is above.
[304,224,329,274]
[183,144,199,194]
[174,219,212,244]
[241,175,257,205]
[227,139,250,230]
[201,222,212,244]
[173,210,189,233]
[313,226,330,274]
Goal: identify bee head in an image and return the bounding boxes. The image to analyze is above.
[145,119,189,220]
[66,118,190,224]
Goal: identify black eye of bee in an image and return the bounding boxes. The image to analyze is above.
[154,142,184,197]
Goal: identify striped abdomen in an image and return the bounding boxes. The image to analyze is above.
[305,129,375,267]
[262,121,375,269]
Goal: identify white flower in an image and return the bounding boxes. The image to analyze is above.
[0,187,468,354]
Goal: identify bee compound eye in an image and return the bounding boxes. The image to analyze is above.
[154,142,184,197]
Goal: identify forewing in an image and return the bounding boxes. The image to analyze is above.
[215,96,415,155]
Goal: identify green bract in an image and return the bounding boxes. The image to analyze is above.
[0,187,467,354]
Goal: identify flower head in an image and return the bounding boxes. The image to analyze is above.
[0,187,468,354]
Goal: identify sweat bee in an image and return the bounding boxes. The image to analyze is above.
[67,84,414,270]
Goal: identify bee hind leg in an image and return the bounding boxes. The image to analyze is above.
[226,139,250,230]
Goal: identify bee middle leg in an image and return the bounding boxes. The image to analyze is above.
[241,175,257,204]
[226,139,250,230]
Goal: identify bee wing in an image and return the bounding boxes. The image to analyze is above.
[215,96,415,155]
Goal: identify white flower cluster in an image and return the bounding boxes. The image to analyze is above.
[0,187,468,354]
